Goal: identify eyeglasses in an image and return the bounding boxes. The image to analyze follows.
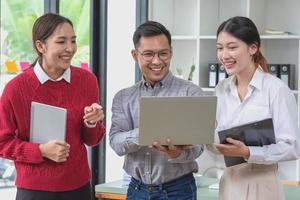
[137,50,171,61]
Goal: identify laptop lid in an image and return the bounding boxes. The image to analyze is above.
[138,96,217,145]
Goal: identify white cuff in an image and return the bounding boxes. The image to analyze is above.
[247,146,265,163]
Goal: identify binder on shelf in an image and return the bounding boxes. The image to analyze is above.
[208,63,218,87]
[218,118,276,167]
[279,64,295,90]
[217,65,227,83]
[268,64,279,77]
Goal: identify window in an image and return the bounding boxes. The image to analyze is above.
[60,0,90,69]
[0,0,43,95]
[0,1,43,197]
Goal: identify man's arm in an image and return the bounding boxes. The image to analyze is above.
[109,90,141,156]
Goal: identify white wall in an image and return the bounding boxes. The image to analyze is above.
[106,0,136,182]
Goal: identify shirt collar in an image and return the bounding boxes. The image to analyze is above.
[142,71,173,88]
[33,61,71,84]
[249,66,265,91]
[224,66,265,92]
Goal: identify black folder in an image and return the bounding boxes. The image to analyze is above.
[208,63,218,87]
[268,64,279,77]
[279,64,290,87]
[279,64,296,89]
[218,118,276,167]
[217,65,227,83]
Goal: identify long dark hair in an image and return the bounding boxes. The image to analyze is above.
[217,16,268,72]
[30,13,73,67]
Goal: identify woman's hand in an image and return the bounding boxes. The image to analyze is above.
[152,138,192,158]
[215,138,250,159]
[83,103,104,126]
[39,140,70,162]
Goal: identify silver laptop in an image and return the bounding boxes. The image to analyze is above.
[138,96,217,145]
[30,102,67,143]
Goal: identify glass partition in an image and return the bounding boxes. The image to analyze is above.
[60,0,90,69]
[0,1,43,197]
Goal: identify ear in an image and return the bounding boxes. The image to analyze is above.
[249,43,258,56]
[170,47,173,59]
[131,49,138,62]
[35,40,46,54]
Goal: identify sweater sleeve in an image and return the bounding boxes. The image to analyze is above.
[82,73,105,146]
[0,85,44,164]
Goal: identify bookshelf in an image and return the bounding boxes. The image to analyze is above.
[149,0,300,182]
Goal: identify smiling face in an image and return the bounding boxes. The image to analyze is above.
[35,22,77,79]
[132,34,172,86]
[216,31,257,76]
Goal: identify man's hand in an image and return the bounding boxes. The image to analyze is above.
[215,138,250,159]
[39,140,70,162]
[83,103,104,126]
[152,138,192,158]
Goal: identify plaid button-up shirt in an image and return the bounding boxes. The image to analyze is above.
[109,72,204,184]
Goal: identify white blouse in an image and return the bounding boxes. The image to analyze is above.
[215,67,300,164]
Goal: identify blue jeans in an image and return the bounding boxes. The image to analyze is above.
[126,173,197,200]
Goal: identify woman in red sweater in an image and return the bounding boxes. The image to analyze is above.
[0,13,105,200]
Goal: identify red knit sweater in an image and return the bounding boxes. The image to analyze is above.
[0,66,105,191]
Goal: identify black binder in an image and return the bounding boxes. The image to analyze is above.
[208,63,218,87]
[279,64,295,89]
[218,118,276,167]
[268,64,279,77]
[217,65,227,83]
[279,64,290,86]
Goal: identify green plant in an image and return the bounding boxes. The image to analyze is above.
[188,64,195,81]
[60,0,90,67]
[0,0,90,69]
[1,0,43,65]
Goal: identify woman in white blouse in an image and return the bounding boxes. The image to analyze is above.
[213,16,300,200]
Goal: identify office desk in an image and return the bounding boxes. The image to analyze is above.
[95,177,300,200]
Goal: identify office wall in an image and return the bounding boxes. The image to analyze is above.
[106,0,136,182]
[105,0,300,183]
